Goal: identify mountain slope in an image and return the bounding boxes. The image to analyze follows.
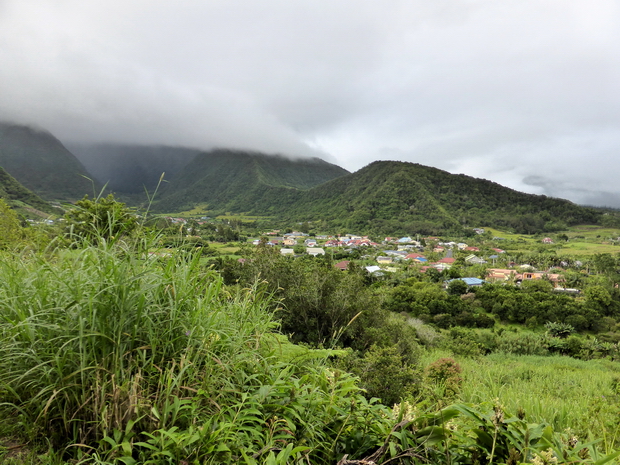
[155,149,350,212]
[0,123,95,200]
[0,166,59,217]
[69,144,201,194]
[272,161,602,235]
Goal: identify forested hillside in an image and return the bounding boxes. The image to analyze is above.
[154,149,349,212]
[273,161,602,235]
[0,123,95,200]
[0,166,58,216]
[0,122,607,235]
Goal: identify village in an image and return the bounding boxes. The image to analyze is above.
[240,227,580,291]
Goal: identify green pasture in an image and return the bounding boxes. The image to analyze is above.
[158,208,273,222]
[567,225,620,237]
[216,213,273,222]
[485,225,620,256]
[483,227,537,243]
[209,242,242,256]
[173,203,211,215]
[422,350,620,449]
[557,241,620,256]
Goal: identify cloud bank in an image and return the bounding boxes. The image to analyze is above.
[1,0,619,205]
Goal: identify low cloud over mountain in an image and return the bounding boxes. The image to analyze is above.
[1,1,619,205]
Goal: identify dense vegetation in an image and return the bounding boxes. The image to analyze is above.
[2,197,620,464]
[270,161,605,236]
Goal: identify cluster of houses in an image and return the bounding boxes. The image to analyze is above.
[256,231,380,248]
[166,217,189,224]
[250,230,576,290]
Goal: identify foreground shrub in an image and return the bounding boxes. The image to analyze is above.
[338,345,421,406]
[496,331,550,356]
[425,357,463,397]
[0,245,275,447]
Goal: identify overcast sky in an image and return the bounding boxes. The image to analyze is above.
[1,0,619,206]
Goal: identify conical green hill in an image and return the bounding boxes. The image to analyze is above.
[275,161,601,235]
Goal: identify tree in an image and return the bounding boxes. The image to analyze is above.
[64,194,138,245]
[238,247,382,348]
[340,345,420,405]
[447,279,468,296]
[520,279,553,294]
[584,284,614,316]
[592,253,617,275]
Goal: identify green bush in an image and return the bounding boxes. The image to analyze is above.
[425,357,463,397]
[496,332,550,356]
[545,321,575,338]
[339,345,421,406]
[447,279,468,296]
[64,194,138,245]
[442,328,483,358]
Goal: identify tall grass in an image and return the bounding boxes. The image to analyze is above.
[443,352,620,451]
[0,242,398,464]
[0,241,276,449]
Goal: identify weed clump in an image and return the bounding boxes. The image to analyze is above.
[425,357,463,397]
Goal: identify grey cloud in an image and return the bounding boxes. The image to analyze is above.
[1,0,619,206]
[523,175,620,209]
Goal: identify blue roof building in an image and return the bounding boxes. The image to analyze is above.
[447,277,486,287]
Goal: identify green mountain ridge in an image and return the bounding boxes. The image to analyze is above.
[154,149,350,212]
[266,161,603,235]
[0,122,608,234]
[0,122,95,200]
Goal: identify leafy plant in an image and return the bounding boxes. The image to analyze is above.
[546,321,576,339]
[64,193,138,245]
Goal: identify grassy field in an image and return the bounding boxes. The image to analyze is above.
[484,225,620,257]
[483,227,539,243]
[216,213,273,222]
[422,350,620,451]
[173,203,211,215]
[558,241,620,256]
[210,242,242,255]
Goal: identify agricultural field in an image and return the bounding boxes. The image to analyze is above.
[485,225,620,257]
[209,242,242,256]
[215,213,274,222]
